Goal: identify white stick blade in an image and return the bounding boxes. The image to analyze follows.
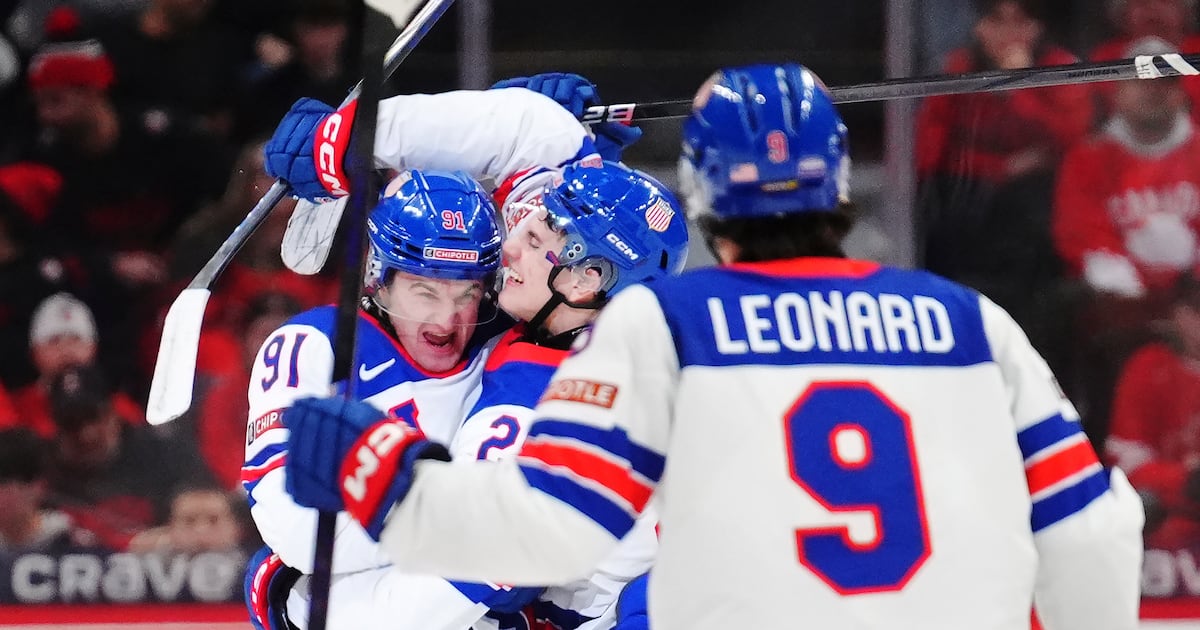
[282,197,348,275]
[366,0,425,26]
[146,288,211,425]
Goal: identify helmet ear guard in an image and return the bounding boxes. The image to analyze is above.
[520,160,691,332]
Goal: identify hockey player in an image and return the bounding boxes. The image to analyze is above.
[448,160,687,629]
[242,168,519,630]
[278,63,1146,630]
[254,77,668,630]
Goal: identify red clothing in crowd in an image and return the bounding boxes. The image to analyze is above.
[1106,342,1200,548]
[212,264,335,321]
[4,383,144,439]
[916,47,1093,183]
[194,325,250,489]
[0,382,17,427]
[1091,35,1200,122]
[1052,116,1200,293]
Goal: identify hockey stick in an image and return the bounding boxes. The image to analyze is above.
[307,1,385,626]
[145,0,456,425]
[579,51,1200,123]
[275,50,1200,279]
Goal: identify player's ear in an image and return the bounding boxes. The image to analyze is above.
[561,265,603,304]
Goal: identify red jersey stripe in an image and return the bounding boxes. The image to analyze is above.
[1026,440,1100,496]
[520,440,653,513]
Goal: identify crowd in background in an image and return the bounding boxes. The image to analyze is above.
[0,0,1199,603]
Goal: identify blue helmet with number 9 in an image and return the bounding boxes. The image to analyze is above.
[678,63,850,220]
[365,169,502,290]
[540,160,689,303]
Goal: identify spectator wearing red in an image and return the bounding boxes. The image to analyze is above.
[1091,0,1200,120]
[6,293,143,439]
[1107,271,1200,548]
[916,0,1092,186]
[46,365,209,551]
[1053,37,1200,303]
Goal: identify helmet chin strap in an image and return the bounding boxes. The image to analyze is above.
[527,265,607,338]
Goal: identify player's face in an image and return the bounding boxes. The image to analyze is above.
[498,208,567,321]
[380,271,485,372]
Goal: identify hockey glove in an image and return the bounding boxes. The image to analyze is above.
[491,72,642,162]
[244,546,301,630]
[282,396,450,540]
[263,97,359,202]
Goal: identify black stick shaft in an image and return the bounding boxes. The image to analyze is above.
[306,2,385,628]
[580,52,1200,123]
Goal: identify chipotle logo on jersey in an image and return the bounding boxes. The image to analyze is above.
[247,408,285,445]
[540,378,619,409]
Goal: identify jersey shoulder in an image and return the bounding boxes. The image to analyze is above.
[476,327,566,411]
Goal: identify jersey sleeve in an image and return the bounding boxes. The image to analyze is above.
[243,321,389,574]
[380,285,677,586]
[373,88,596,188]
[980,296,1144,630]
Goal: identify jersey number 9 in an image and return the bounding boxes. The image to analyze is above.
[784,381,931,594]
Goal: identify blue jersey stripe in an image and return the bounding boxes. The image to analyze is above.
[1017,414,1081,460]
[1031,468,1111,532]
[450,580,542,613]
[520,465,635,539]
[245,442,287,469]
[527,420,666,482]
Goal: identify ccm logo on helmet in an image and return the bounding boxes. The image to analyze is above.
[606,233,640,261]
[423,246,480,263]
[317,113,349,197]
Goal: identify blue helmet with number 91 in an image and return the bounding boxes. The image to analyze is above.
[365,169,502,290]
[678,63,850,220]
[540,160,689,303]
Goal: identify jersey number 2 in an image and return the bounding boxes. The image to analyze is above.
[785,381,930,594]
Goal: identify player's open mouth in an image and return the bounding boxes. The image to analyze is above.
[504,267,524,286]
[422,331,455,349]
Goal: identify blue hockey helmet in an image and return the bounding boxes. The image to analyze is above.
[539,160,689,304]
[678,63,850,220]
[366,170,502,289]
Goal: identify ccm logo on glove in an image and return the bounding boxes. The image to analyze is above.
[341,418,417,506]
[314,101,358,198]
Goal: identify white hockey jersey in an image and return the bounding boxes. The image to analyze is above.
[244,306,513,630]
[248,88,606,630]
[379,258,1146,630]
[449,327,657,630]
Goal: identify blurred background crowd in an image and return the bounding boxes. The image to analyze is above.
[0,0,1199,608]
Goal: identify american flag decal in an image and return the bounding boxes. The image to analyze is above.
[645,198,675,232]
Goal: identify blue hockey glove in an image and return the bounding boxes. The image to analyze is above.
[282,396,450,539]
[491,72,641,162]
[493,72,597,118]
[244,546,301,630]
[263,97,358,202]
[613,572,649,630]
